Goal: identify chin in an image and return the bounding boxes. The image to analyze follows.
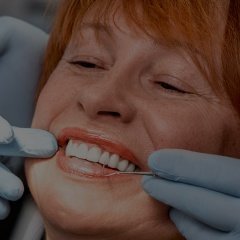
[25,155,183,240]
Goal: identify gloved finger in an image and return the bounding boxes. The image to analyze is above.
[142,177,240,232]
[0,127,58,158]
[0,163,24,201]
[148,149,240,197]
[170,209,227,240]
[0,198,10,220]
[0,116,13,144]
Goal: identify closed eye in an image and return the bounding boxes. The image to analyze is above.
[70,61,103,69]
[155,81,187,94]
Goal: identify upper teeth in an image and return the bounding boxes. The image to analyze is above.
[65,140,137,172]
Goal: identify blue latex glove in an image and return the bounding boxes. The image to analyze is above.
[0,116,57,219]
[0,17,56,219]
[142,149,240,240]
[0,16,48,127]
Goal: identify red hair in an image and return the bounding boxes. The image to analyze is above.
[38,0,240,116]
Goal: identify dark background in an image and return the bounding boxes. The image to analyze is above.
[0,0,58,32]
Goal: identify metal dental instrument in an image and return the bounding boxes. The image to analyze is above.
[105,171,156,176]
[119,171,156,176]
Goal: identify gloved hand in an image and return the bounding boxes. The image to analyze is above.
[0,16,51,220]
[142,149,240,240]
[0,16,48,127]
[0,116,57,219]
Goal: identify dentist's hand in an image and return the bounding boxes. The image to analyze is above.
[142,149,240,240]
[0,116,57,219]
[0,16,50,220]
[0,16,48,127]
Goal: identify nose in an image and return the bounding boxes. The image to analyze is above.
[77,77,136,123]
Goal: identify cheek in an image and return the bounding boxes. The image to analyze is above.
[32,76,78,129]
[142,102,226,154]
[24,159,49,208]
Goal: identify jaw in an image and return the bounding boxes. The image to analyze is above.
[25,148,183,240]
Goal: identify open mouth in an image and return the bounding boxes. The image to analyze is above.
[56,128,140,178]
[65,139,138,172]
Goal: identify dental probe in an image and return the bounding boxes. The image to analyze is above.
[119,171,156,176]
[105,171,156,176]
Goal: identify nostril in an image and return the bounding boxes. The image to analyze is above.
[98,111,121,118]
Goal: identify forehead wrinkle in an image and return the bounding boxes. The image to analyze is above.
[152,38,209,77]
[79,22,115,41]
[152,37,207,62]
[65,22,115,57]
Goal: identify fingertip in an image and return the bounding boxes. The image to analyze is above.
[141,175,154,186]
[148,149,173,166]
[141,176,156,195]
[6,179,24,201]
[0,172,25,201]
[47,134,58,156]
[36,131,58,157]
[148,149,188,174]
[148,150,162,164]
[0,116,13,144]
[5,178,24,201]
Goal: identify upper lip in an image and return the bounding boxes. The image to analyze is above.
[57,127,139,167]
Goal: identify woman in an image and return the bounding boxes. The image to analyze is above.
[25,0,240,239]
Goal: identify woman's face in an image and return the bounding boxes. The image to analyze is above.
[25,8,240,240]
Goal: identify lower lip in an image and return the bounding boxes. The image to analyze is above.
[56,149,135,180]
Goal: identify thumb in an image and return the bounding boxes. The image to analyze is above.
[0,127,58,158]
[12,127,58,158]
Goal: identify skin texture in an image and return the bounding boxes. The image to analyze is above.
[25,7,240,240]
